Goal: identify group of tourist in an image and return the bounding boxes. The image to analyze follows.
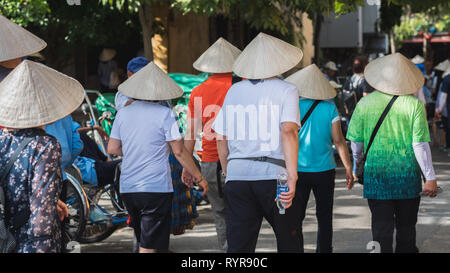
[0,13,443,254]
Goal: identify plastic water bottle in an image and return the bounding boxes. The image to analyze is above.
[276,168,289,214]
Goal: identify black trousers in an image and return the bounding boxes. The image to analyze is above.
[121,192,173,250]
[368,197,420,253]
[225,180,301,253]
[290,169,335,253]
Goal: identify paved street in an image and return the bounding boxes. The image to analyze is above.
[81,147,450,253]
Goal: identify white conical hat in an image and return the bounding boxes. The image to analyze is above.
[0,60,84,129]
[435,59,450,72]
[118,61,183,101]
[411,55,424,64]
[364,53,424,96]
[232,32,303,79]
[99,48,117,62]
[285,64,337,100]
[443,66,450,78]
[0,15,47,62]
[193,37,242,73]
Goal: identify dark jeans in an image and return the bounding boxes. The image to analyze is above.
[291,169,335,253]
[368,197,420,253]
[225,180,301,253]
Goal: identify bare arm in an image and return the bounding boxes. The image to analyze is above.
[107,137,123,156]
[216,134,229,176]
[332,121,354,189]
[170,139,208,196]
[279,122,299,209]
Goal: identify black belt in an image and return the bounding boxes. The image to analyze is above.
[228,157,286,168]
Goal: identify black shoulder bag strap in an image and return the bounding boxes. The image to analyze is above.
[0,137,33,230]
[363,95,399,161]
[301,100,321,126]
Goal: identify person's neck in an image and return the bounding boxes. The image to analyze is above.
[0,58,22,69]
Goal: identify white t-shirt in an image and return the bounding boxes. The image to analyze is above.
[110,100,181,193]
[212,78,300,182]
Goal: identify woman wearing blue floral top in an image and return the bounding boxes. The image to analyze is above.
[0,60,84,253]
[0,128,63,252]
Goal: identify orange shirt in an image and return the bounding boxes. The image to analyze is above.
[188,73,233,162]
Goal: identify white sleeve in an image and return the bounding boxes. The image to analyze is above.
[412,142,436,181]
[281,87,301,127]
[163,110,182,142]
[351,141,364,163]
[437,91,447,112]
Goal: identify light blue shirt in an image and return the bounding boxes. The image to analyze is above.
[298,98,339,173]
[45,115,84,180]
[73,156,98,186]
[110,100,181,193]
[212,78,300,182]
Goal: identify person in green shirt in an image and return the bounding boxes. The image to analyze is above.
[347,53,438,253]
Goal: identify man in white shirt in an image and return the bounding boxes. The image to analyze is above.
[213,33,302,253]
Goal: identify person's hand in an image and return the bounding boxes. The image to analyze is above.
[93,125,109,140]
[435,109,442,119]
[57,199,69,221]
[422,180,438,198]
[278,175,297,209]
[182,168,194,188]
[196,177,208,197]
[346,167,355,190]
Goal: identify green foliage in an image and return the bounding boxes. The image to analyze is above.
[0,0,50,27]
[393,3,450,48]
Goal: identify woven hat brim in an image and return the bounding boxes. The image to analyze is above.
[0,60,84,129]
[193,37,242,73]
[118,62,183,101]
[0,15,47,62]
[232,33,303,80]
[364,53,424,96]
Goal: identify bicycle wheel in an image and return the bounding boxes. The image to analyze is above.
[78,186,126,244]
[64,179,87,242]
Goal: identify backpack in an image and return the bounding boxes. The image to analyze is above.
[0,137,33,253]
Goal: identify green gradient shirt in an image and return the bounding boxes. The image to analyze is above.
[347,91,430,200]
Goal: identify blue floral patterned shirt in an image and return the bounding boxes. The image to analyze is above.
[0,128,62,253]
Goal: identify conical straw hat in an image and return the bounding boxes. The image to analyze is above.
[364,53,424,96]
[443,66,450,78]
[0,60,84,129]
[193,37,241,73]
[118,61,183,101]
[411,55,424,64]
[0,15,47,62]
[285,64,337,100]
[435,59,449,72]
[232,32,303,80]
[99,48,117,62]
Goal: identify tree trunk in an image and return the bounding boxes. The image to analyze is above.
[389,31,396,54]
[139,3,154,61]
[313,13,323,64]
